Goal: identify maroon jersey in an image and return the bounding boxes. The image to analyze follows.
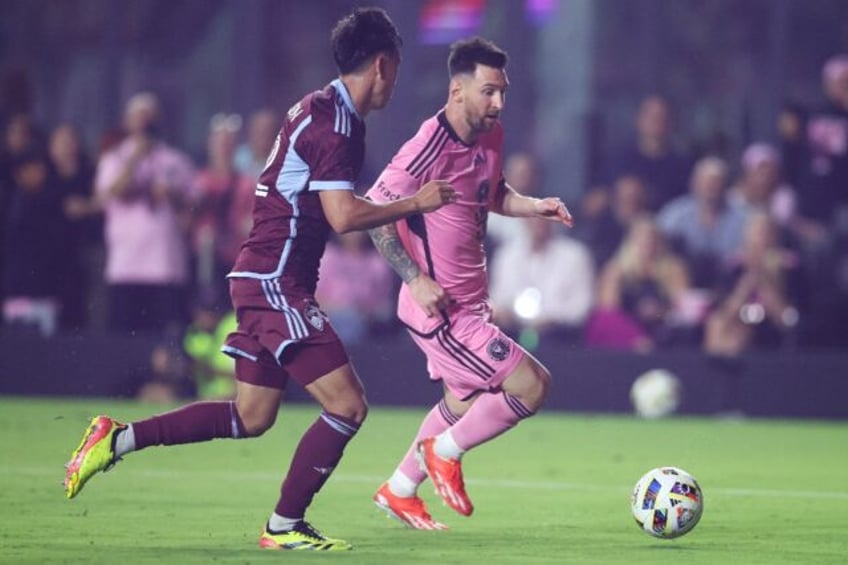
[228,79,365,295]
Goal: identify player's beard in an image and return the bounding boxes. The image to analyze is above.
[481,114,499,130]
[467,110,498,136]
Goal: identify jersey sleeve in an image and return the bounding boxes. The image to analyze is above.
[299,99,357,192]
[305,133,357,192]
[365,139,427,203]
[366,160,420,203]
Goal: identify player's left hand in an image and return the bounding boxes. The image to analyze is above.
[408,273,453,318]
[534,197,573,227]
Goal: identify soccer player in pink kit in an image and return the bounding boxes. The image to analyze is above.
[368,37,573,530]
[62,8,457,551]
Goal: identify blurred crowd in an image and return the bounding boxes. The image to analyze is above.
[2,53,847,397]
[495,54,848,357]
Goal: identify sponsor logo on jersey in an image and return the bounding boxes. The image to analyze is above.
[376,180,400,201]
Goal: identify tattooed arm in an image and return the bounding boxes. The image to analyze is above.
[368,222,451,317]
[368,222,421,283]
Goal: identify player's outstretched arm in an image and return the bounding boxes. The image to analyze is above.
[319,180,456,234]
[492,179,574,227]
[529,196,574,226]
[368,222,452,317]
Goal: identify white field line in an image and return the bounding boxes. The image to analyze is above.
[10,465,848,501]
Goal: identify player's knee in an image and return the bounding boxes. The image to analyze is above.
[350,399,368,425]
[443,393,472,418]
[514,362,551,412]
[236,403,278,437]
[503,358,551,411]
[538,364,552,395]
[529,363,552,406]
[323,394,368,425]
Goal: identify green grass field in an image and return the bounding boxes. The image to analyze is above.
[1,397,846,564]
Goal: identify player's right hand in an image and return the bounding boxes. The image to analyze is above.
[414,180,458,213]
[408,273,453,318]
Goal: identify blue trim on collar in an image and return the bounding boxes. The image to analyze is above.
[331,78,361,120]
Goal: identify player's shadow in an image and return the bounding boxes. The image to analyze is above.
[631,543,699,551]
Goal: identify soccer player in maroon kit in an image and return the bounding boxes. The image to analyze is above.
[63,7,456,552]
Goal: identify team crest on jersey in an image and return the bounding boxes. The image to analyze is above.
[486,337,510,362]
[304,301,329,332]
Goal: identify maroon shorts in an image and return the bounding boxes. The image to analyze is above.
[222,278,349,390]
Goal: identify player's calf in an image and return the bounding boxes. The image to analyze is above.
[234,384,281,437]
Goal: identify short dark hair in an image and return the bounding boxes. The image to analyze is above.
[448,37,508,77]
[331,7,402,74]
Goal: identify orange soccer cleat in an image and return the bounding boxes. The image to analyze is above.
[373,482,448,530]
[416,437,474,516]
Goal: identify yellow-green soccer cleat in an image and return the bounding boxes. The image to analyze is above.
[259,521,353,551]
[64,415,125,499]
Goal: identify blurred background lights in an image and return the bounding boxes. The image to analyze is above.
[513,287,543,321]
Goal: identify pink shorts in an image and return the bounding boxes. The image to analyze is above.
[407,308,525,401]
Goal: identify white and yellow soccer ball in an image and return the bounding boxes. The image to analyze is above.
[630,369,681,419]
[631,466,703,539]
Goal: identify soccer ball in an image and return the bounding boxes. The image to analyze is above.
[630,369,681,418]
[631,467,703,539]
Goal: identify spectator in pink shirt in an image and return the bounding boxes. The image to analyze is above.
[316,230,395,344]
[95,92,195,334]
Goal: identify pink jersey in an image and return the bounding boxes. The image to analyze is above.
[367,110,504,335]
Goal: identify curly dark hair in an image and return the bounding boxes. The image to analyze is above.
[331,7,403,74]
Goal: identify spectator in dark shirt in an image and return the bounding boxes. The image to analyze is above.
[1,114,40,308]
[49,124,100,331]
[2,148,65,335]
[795,55,848,348]
[608,95,692,211]
[577,173,649,267]
[799,54,848,228]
